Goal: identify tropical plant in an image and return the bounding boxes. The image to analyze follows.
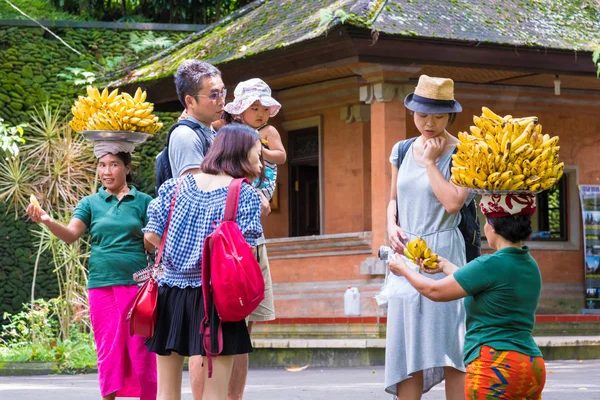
[0,299,96,373]
[0,118,28,159]
[56,67,97,86]
[128,31,174,53]
[0,101,96,342]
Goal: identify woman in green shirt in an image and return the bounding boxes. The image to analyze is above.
[389,193,546,400]
[26,149,157,400]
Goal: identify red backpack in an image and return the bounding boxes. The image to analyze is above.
[201,178,265,377]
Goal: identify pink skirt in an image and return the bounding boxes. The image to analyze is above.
[89,285,157,399]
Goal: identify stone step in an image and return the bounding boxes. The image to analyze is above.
[248,336,600,368]
[251,316,600,339]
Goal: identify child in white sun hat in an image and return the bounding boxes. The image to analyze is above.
[224,78,286,199]
[222,78,284,399]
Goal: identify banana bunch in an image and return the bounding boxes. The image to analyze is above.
[451,107,563,192]
[403,238,439,269]
[69,86,163,134]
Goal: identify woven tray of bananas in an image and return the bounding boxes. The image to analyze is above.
[70,86,164,143]
[451,107,563,194]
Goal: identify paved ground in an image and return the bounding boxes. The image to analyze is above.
[1,360,599,399]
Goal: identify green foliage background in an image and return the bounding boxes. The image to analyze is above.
[0,22,186,319]
[0,0,254,24]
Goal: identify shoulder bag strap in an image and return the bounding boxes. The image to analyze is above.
[154,178,184,271]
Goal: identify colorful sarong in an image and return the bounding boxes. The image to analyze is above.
[89,285,157,399]
[466,345,546,400]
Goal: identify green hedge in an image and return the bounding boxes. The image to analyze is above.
[0,24,187,319]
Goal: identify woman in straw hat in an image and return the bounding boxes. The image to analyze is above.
[388,193,546,399]
[385,75,469,399]
[26,141,157,400]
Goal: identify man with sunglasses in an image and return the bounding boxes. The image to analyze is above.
[168,60,227,177]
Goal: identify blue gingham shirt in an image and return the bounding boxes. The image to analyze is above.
[143,174,263,288]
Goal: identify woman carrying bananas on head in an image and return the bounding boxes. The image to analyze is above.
[25,141,157,400]
[385,75,471,399]
[389,194,546,399]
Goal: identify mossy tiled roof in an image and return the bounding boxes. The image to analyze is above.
[374,0,600,50]
[117,0,600,84]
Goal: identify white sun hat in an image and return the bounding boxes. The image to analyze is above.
[223,78,281,117]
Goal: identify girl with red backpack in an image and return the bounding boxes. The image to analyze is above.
[143,124,264,400]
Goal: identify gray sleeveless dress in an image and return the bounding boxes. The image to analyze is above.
[384,141,467,395]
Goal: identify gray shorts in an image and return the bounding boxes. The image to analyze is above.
[248,244,276,322]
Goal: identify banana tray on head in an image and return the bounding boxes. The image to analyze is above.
[80,130,152,144]
[451,107,563,194]
[70,86,163,136]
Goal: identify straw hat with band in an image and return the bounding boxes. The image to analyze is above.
[404,75,462,114]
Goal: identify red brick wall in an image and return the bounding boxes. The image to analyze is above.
[263,84,600,316]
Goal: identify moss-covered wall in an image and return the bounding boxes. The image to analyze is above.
[0,201,58,318]
[0,24,188,319]
[0,26,188,125]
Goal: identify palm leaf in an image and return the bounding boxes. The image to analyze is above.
[22,102,64,169]
[0,156,36,217]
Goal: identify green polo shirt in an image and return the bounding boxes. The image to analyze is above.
[453,246,543,366]
[72,186,152,289]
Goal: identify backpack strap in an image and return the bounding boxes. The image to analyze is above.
[224,178,249,222]
[395,137,418,169]
[166,119,212,156]
[200,232,223,378]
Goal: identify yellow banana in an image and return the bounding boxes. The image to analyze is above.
[512,144,532,158]
[485,134,500,153]
[106,88,119,103]
[473,116,485,130]
[509,180,526,191]
[512,174,525,183]
[511,123,534,149]
[469,126,483,138]
[525,176,541,186]
[403,247,416,261]
[135,118,153,127]
[540,178,557,190]
[423,247,432,259]
[100,87,108,103]
[482,106,504,123]
[529,183,542,192]
[133,87,143,103]
[133,108,153,118]
[472,177,489,190]
[500,178,513,190]
[30,194,41,209]
[542,136,559,149]
[487,172,501,184]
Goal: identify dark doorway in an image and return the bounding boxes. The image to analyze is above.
[288,127,321,237]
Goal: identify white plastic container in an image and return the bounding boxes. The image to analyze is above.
[344,286,361,316]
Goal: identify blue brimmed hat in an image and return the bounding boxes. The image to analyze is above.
[404,75,462,114]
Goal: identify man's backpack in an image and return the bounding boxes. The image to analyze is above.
[201,178,264,377]
[155,119,211,193]
[395,137,481,262]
